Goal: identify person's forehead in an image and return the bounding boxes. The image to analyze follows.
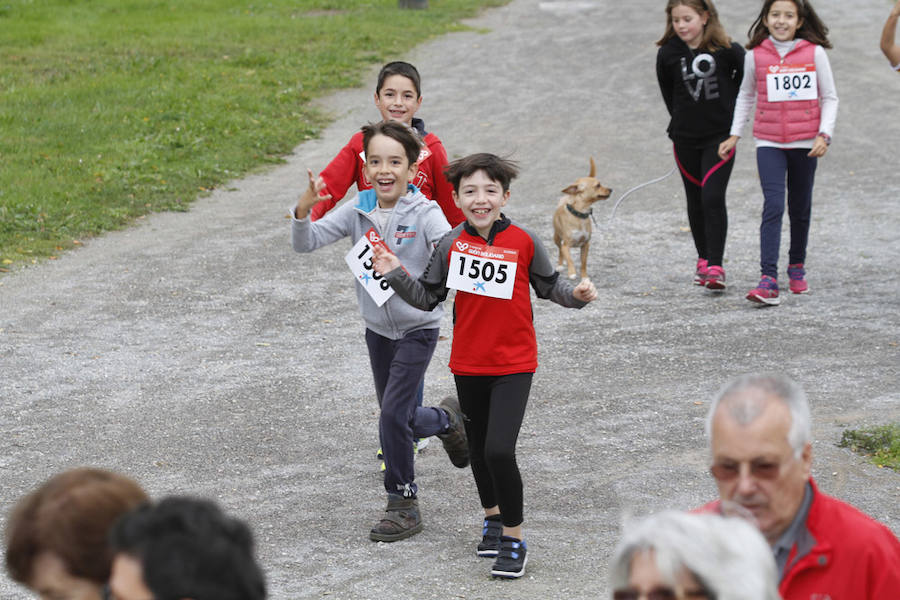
[460,170,500,187]
[711,397,793,457]
[366,135,406,156]
[380,74,416,92]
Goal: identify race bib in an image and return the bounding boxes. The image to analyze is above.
[766,64,817,102]
[345,228,394,307]
[446,240,518,300]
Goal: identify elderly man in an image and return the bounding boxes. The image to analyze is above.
[700,373,900,600]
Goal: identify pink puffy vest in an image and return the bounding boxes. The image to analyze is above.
[753,38,821,143]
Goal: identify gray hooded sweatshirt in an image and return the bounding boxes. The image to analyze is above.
[291,185,450,340]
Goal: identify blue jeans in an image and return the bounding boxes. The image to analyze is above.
[365,328,447,498]
[756,147,817,279]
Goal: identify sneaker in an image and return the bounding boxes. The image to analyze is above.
[491,536,528,578]
[369,495,422,542]
[693,258,709,286]
[477,515,503,557]
[787,263,808,294]
[705,265,726,291]
[437,396,469,468]
[746,275,780,306]
[416,437,430,452]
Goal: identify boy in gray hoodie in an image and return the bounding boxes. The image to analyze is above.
[291,121,468,542]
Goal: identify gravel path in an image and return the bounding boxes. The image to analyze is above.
[1,1,898,598]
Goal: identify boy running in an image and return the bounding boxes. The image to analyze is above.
[373,154,597,578]
[291,121,468,542]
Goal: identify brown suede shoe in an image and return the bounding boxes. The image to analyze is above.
[369,496,423,542]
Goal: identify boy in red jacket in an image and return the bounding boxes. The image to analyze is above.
[310,62,463,465]
[373,154,598,579]
[309,61,464,227]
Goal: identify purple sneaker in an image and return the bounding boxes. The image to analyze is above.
[747,275,780,306]
[787,263,808,294]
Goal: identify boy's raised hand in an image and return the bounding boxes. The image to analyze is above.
[372,244,401,275]
[294,168,332,219]
[573,277,598,303]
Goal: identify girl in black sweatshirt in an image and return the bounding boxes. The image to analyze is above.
[656,0,744,291]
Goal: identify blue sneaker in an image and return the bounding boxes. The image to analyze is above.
[491,536,528,578]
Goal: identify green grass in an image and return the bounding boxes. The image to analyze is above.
[839,424,900,471]
[0,0,508,270]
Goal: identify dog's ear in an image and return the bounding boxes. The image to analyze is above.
[562,184,581,196]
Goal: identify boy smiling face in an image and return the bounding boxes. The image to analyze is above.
[453,169,510,239]
[364,133,418,209]
[374,74,423,125]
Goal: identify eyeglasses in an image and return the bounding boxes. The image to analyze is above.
[709,458,783,481]
[613,587,710,600]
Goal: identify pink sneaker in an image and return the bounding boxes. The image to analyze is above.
[787,263,808,294]
[694,258,708,286]
[705,265,726,291]
[746,275,780,306]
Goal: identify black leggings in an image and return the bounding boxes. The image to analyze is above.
[673,141,735,267]
[454,372,532,528]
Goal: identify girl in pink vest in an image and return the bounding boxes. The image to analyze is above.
[718,0,838,306]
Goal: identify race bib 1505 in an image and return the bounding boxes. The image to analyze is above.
[345,228,394,307]
[445,239,518,300]
[766,63,817,102]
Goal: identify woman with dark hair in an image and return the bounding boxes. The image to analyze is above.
[4,468,148,600]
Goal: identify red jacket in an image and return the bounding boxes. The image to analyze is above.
[310,124,464,226]
[699,478,900,600]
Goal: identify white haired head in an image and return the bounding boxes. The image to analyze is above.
[609,510,780,600]
[705,373,811,458]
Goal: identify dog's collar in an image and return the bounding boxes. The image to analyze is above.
[566,204,592,219]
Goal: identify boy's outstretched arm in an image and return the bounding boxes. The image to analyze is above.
[882,1,900,67]
[294,169,333,219]
[374,243,448,311]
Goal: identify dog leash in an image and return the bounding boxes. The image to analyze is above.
[607,166,676,224]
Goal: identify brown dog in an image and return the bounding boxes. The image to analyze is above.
[553,157,612,280]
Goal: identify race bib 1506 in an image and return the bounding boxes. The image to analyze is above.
[766,63,817,102]
[445,239,518,300]
[345,228,394,307]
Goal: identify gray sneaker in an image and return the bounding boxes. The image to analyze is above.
[437,396,469,468]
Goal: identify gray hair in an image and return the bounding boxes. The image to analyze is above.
[609,511,780,600]
[705,373,811,458]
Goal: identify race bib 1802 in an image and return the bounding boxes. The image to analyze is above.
[345,228,394,307]
[766,63,817,102]
[445,239,518,300]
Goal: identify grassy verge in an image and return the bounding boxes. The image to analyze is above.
[0,0,508,271]
[839,424,900,471]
